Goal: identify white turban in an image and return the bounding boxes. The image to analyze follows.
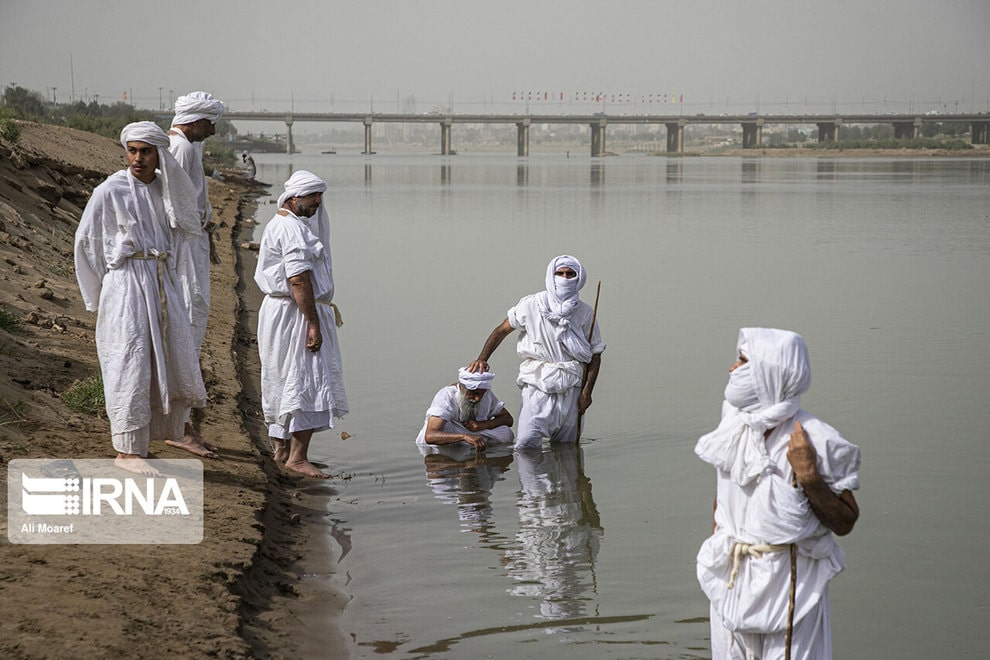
[277,170,328,208]
[544,254,587,298]
[695,328,812,486]
[277,170,331,253]
[120,120,169,149]
[458,367,495,390]
[171,91,225,126]
[537,254,592,363]
[119,121,200,234]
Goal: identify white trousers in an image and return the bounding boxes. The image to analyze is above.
[112,403,188,456]
[514,384,580,450]
[268,409,333,440]
[709,587,832,660]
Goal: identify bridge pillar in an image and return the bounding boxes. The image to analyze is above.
[363,117,374,155]
[590,118,607,157]
[816,120,841,143]
[665,120,685,153]
[741,119,763,149]
[971,121,989,145]
[284,116,294,155]
[516,119,531,157]
[893,118,921,139]
[440,118,454,155]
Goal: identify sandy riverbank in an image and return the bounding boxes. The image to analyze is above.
[0,121,348,658]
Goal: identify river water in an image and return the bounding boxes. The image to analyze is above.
[248,152,990,659]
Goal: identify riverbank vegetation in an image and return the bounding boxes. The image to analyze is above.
[807,137,972,151]
[1,85,237,166]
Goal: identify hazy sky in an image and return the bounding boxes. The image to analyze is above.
[2,0,988,116]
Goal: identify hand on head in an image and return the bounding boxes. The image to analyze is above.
[466,359,489,373]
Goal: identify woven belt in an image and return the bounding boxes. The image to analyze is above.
[127,252,173,362]
[727,542,791,590]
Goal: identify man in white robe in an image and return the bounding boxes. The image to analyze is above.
[468,255,604,450]
[242,151,256,180]
[255,170,347,479]
[415,367,514,452]
[695,328,861,659]
[74,122,208,475]
[168,90,225,455]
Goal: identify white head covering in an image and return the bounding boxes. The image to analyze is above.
[537,255,592,363]
[277,170,327,208]
[277,170,331,253]
[119,121,200,233]
[544,255,586,314]
[695,328,812,485]
[171,91,225,126]
[458,367,495,391]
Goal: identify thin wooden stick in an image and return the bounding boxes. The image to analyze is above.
[786,470,798,660]
[786,542,797,660]
[574,280,601,443]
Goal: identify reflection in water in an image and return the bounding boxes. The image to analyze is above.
[666,159,684,184]
[816,159,837,180]
[505,443,603,620]
[517,163,528,187]
[418,442,605,622]
[590,162,605,186]
[421,445,514,534]
[364,163,372,186]
[741,159,762,184]
[441,163,452,185]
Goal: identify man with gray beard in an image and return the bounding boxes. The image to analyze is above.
[416,368,514,452]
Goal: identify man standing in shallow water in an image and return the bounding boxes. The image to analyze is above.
[468,255,603,450]
[695,328,861,659]
[254,170,348,478]
[74,122,207,475]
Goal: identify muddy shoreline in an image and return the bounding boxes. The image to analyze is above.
[0,121,346,658]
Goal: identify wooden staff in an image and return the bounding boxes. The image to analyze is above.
[785,472,798,660]
[574,280,601,443]
[786,542,797,660]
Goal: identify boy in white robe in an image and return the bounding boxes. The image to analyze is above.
[468,255,604,450]
[695,328,861,659]
[255,171,348,479]
[74,122,208,475]
[416,367,514,452]
[168,90,225,454]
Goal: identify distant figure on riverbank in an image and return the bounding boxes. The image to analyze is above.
[467,255,604,450]
[254,170,348,479]
[74,122,207,475]
[416,367,514,452]
[242,150,256,180]
[695,328,861,659]
[168,90,225,458]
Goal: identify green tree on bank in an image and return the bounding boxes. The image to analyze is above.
[1,85,237,167]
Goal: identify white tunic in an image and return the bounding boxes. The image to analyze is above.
[254,210,347,433]
[168,131,211,351]
[74,170,206,435]
[415,385,513,447]
[696,404,861,640]
[507,293,604,446]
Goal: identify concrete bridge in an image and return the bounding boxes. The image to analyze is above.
[222,111,990,156]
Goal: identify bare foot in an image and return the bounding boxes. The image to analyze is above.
[184,421,219,453]
[115,455,161,476]
[165,438,219,458]
[284,459,330,479]
[272,439,289,464]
